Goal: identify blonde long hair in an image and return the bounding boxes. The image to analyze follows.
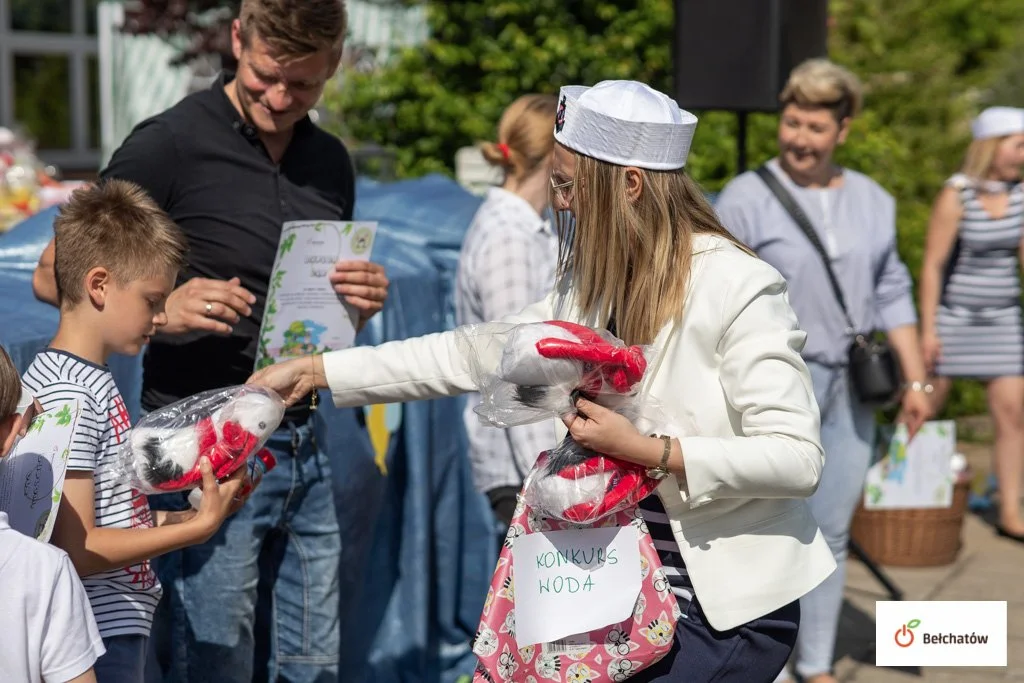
[555,151,752,345]
[480,94,558,183]
[959,136,1005,180]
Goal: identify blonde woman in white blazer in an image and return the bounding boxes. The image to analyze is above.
[249,80,837,682]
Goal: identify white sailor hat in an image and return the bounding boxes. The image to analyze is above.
[553,80,698,170]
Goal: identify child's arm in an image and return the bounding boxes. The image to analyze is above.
[65,672,98,683]
[152,509,199,526]
[51,458,246,577]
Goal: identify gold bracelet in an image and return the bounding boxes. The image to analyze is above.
[645,434,672,481]
[309,355,319,411]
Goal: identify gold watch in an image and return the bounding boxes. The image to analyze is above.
[646,434,672,480]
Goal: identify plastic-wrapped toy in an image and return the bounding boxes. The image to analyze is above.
[462,321,680,681]
[118,385,285,495]
[460,320,663,523]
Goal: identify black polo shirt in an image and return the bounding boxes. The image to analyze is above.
[101,72,355,422]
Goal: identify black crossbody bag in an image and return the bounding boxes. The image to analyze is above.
[755,165,902,405]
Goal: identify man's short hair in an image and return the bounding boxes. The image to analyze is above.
[240,0,348,59]
[53,179,188,306]
[779,58,864,122]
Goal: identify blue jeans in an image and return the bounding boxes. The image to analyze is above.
[631,597,800,682]
[146,422,341,683]
[96,635,148,683]
[776,362,876,680]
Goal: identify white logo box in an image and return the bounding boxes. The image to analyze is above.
[875,601,1007,667]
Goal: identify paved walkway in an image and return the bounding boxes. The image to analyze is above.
[831,441,1023,681]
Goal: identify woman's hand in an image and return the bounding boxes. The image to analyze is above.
[562,397,646,462]
[886,324,935,439]
[897,389,933,440]
[247,355,326,407]
[921,330,943,375]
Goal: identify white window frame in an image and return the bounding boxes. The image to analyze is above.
[0,0,100,171]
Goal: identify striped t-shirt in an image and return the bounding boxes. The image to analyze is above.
[23,349,162,638]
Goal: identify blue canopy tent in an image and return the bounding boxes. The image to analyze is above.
[0,175,494,683]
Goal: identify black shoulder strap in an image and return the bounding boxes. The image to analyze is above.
[754,165,855,332]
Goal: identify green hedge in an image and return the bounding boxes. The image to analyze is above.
[321,0,1024,417]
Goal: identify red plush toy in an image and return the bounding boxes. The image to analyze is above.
[492,321,660,523]
[119,386,286,495]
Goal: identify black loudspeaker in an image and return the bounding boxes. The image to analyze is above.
[673,0,829,112]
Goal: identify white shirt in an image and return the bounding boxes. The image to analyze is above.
[454,187,560,492]
[321,234,836,631]
[0,512,105,683]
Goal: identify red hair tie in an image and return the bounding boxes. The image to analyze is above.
[497,143,510,160]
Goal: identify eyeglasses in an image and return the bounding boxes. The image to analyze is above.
[550,176,575,203]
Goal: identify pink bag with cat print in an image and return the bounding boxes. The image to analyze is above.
[471,491,681,683]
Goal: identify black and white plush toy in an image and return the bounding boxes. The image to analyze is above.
[121,386,285,494]
[490,321,660,522]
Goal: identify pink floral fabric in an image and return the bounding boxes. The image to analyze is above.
[472,493,681,682]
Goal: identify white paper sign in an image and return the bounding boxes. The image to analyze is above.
[511,525,642,648]
[255,220,379,371]
[864,420,956,510]
[0,401,80,541]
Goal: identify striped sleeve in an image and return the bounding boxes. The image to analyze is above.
[64,397,104,471]
[22,357,110,472]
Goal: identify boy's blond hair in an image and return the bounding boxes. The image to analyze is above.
[0,345,19,421]
[53,180,188,306]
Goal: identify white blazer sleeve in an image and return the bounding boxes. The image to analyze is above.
[323,294,555,407]
[678,264,824,504]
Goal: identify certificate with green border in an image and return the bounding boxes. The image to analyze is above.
[255,220,378,370]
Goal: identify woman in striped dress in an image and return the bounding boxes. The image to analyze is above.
[919,106,1024,541]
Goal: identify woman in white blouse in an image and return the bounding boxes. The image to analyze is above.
[250,79,835,682]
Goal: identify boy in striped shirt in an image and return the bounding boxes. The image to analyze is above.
[22,180,248,683]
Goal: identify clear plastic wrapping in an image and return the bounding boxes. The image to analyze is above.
[522,447,661,523]
[456,320,666,523]
[116,385,285,495]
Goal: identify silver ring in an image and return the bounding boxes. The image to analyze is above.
[205,302,213,315]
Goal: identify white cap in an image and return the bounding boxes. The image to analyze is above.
[553,80,698,170]
[971,106,1024,140]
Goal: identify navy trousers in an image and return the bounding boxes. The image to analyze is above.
[630,597,800,682]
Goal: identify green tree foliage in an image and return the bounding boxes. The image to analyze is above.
[323,0,1024,417]
[321,0,675,177]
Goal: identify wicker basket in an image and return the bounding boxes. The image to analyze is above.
[849,479,970,567]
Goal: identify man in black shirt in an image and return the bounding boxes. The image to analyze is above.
[32,2,387,681]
